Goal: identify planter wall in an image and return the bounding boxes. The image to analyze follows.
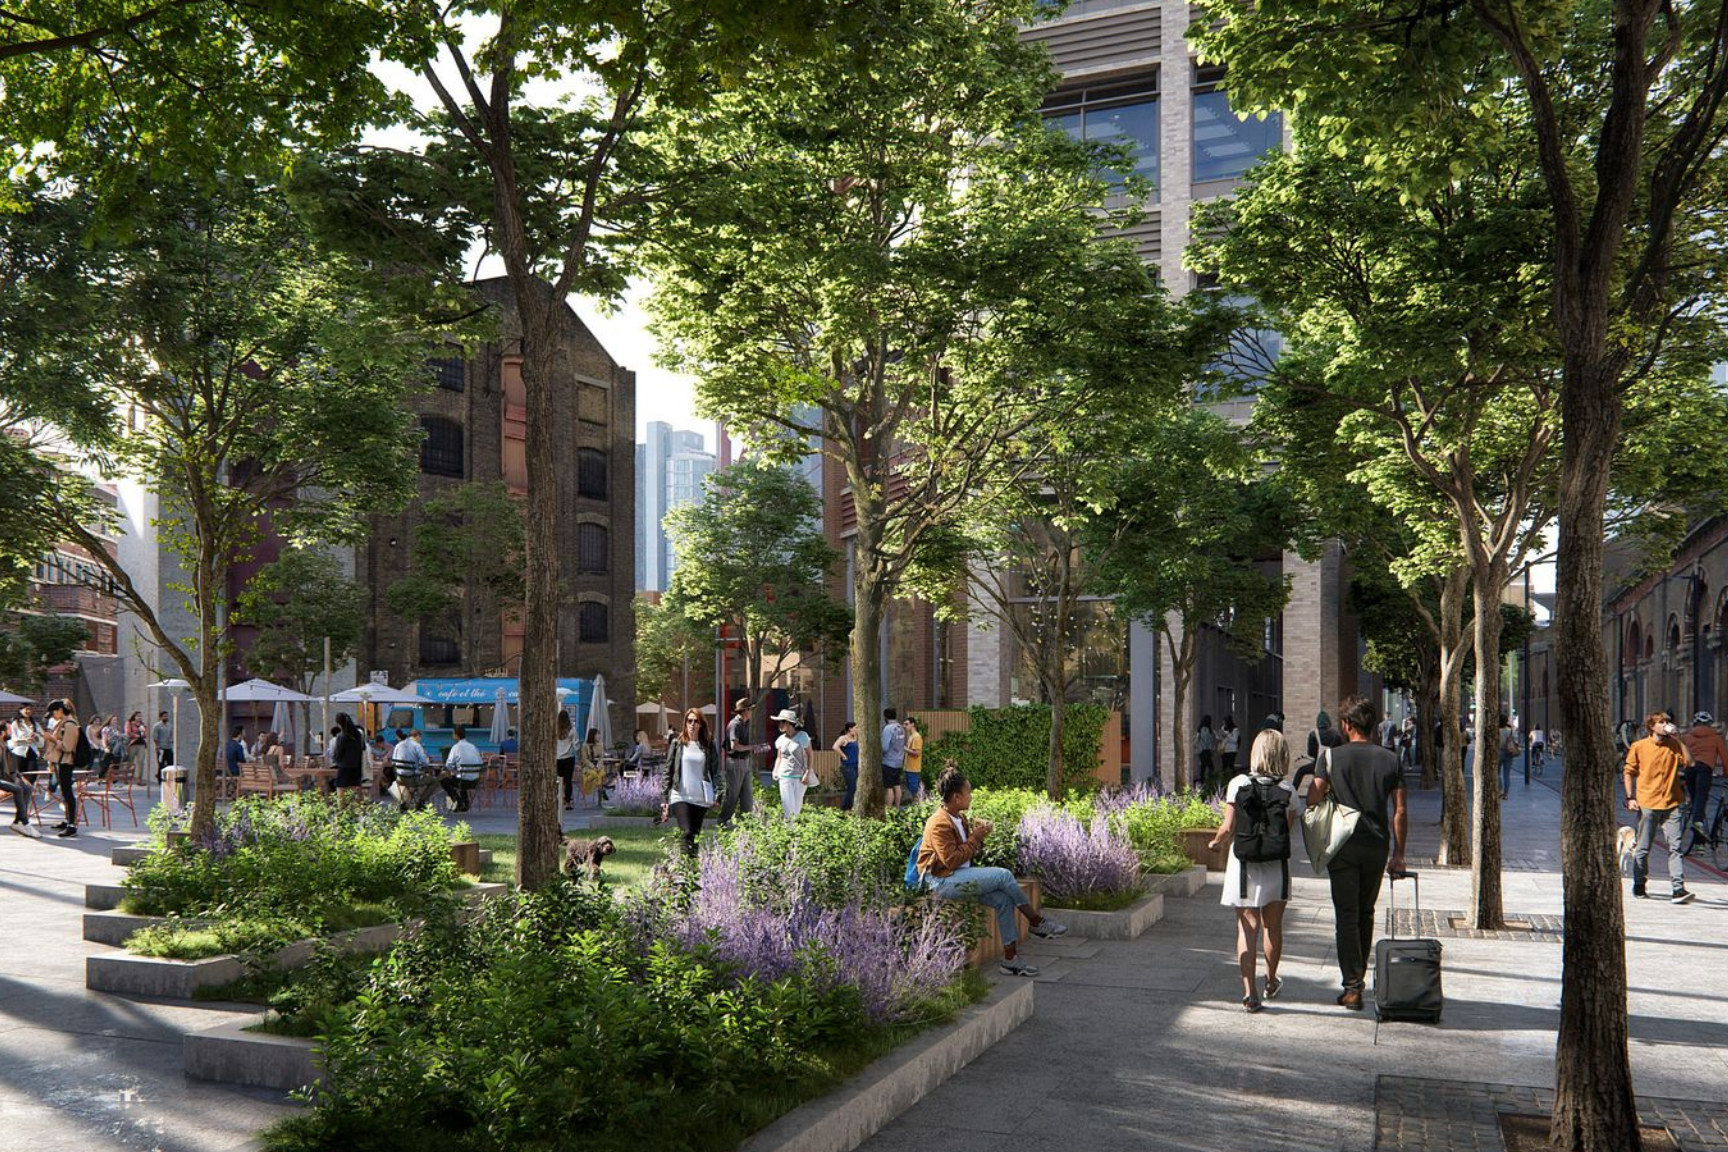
[88,923,403,999]
[450,840,481,875]
[962,877,1040,969]
[1181,829,1229,872]
[184,1018,320,1092]
[1145,865,1208,899]
[1048,891,1164,941]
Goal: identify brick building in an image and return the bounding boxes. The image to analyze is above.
[1603,519,1728,732]
[357,278,636,726]
[20,482,125,714]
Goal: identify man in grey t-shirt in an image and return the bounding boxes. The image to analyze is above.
[881,708,907,808]
[1311,694,1407,1012]
[719,699,756,824]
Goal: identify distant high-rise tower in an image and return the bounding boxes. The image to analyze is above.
[636,421,715,592]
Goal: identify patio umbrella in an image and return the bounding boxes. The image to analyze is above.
[489,685,511,746]
[270,699,294,749]
[590,675,613,749]
[329,683,436,705]
[0,689,32,705]
[220,678,314,703]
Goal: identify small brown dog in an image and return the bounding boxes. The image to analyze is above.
[563,835,616,881]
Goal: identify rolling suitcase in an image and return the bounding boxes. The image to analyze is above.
[1373,869,1443,1023]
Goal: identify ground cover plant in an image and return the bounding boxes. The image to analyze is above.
[1100,786,1220,874]
[604,771,665,815]
[263,861,983,1152]
[123,795,466,958]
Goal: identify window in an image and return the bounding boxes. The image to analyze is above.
[1044,77,1159,195]
[579,601,609,642]
[429,357,464,392]
[577,448,607,499]
[1193,273,1282,394]
[577,523,608,573]
[419,627,461,666]
[420,417,464,478]
[1192,66,1281,184]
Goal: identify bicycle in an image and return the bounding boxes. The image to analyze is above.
[1680,788,1728,869]
[1530,742,1545,777]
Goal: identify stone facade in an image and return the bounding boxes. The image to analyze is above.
[1603,517,1728,729]
[357,278,635,717]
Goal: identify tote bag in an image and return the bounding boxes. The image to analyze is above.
[1299,748,1360,871]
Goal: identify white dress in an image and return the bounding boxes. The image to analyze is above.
[1220,774,1298,909]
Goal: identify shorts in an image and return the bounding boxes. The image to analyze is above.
[904,770,921,798]
[883,765,904,789]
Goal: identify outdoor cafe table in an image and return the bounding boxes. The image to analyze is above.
[19,769,95,825]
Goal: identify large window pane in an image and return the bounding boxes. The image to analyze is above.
[1192,89,1280,183]
[1087,100,1158,186]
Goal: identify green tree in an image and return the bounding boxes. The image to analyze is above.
[385,481,527,659]
[633,593,712,711]
[1194,4,1728,1143]
[235,548,367,752]
[1087,407,1294,790]
[0,177,440,835]
[0,614,88,694]
[646,0,1138,815]
[665,459,851,719]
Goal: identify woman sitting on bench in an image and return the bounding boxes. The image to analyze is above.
[917,765,1067,977]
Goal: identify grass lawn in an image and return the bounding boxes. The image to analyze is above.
[476,826,685,891]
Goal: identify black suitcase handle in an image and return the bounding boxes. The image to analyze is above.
[1386,868,1419,938]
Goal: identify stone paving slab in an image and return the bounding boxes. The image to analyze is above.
[1387,908,1565,943]
[1373,1075,1728,1151]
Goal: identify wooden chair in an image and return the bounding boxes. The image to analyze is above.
[235,761,298,799]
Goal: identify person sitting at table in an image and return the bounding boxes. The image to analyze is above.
[225,726,247,777]
[1,751,34,838]
[441,724,484,813]
[579,726,605,805]
[389,728,435,811]
[498,728,519,756]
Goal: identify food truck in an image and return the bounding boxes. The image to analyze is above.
[382,677,594,759]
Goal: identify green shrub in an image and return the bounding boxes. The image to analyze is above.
[923,703,1108,795]
[1105,791,1220,871]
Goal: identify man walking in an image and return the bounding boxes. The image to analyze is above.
[1625,711,1696,903]
[1680,711,1726,848]
[150,710,173,782]
[719,698,756,824]
[881,708,907,808]
[1308,695,1407,1011]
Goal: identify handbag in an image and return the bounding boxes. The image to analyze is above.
[1299,748,1361,871]
[801,765,820,788]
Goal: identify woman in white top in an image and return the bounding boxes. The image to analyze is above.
[659,709,722,855]
[771,708,812,822]
[1219,716,1241,778]
[1208,729,1299,1013]
[555,711,578,811]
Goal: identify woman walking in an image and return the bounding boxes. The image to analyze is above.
[832,721,860,811]
[771,708,812,821]
[1196,714,1216,790]
[1220,716,1240,779]
[1208,729,1298,1012]
[660,709,723,856]
[555,712,578,811]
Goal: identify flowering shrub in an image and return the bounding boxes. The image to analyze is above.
[606,772,665,815]
[636,837,967,1024]
[123,794,464,955]
[1098,787,1219,874]
[1016,807,1141,903]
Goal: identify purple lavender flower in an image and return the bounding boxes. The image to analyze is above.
[607,773,665,815]
[1017,808,1141,901]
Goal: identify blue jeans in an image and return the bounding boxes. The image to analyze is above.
[1632,806,1685,890]
[840,761,857,810]
[1684,765,1713,832]
[1499,753,1513,794]
[929,867,1031,947]
[904,770,921,800]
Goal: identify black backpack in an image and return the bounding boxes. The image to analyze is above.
[72,726,95,768]
[1234,776,1291,863]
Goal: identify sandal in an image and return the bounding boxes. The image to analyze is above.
[1242,995,1263,1013]
[1263,976,1282,1000]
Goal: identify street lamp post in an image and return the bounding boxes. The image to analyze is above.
[1523,568,1532,786]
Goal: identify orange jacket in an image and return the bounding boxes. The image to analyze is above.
[917,804,987,879]
[1623,736,1688,810]
[1681,724,1728,774]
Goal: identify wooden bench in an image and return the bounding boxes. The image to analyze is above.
[234,761,298,799]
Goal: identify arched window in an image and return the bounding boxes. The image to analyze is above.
[577,523,608,573]
[1627,620,1642,667]
[579,601,609,642]
[577,448,607,499]
[420,417,464,478]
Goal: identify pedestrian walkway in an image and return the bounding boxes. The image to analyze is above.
[858,760,1728,1151]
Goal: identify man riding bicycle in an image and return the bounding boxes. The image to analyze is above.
[1680,712,1727,849]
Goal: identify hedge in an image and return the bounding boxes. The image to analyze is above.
[924,703,1108,795]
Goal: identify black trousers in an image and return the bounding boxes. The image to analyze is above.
[557,757,576,803]
[56,763,77,825]
[440,776,478,811]
[670,801,707,856]
[1327,836,1389,990]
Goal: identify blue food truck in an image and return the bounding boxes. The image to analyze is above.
[381,677,594,759]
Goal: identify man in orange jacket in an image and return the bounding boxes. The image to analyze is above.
[1681,711,1727,847]
[1624,711,1694,903]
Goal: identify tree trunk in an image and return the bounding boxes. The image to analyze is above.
[1549,363,1637,1151]
[188,543,222,836]
[1047,682,1066,801]
[513,291,563,890]
[1046,551,1074,800]
[1164,625,1193,791]
[851,561,887,817]
[1418,667,1440,789]
[1467,568,1507,928]
[1437,567,1471,866]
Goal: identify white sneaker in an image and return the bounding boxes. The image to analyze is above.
[1030,917,1069,939]
[998,956,1040,977]
[10,823,39,839]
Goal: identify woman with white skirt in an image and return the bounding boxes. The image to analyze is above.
[771,708,812,821]
[1208,729,1299,1013]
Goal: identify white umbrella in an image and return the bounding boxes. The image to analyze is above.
[221,678,314,703]
[270,700,294,748]
[489,686,510,746]
[330,683,435,705]
[589,675,613,750]
[0,689,32,704]
[635,701,666,714]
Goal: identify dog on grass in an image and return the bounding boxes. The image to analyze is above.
[563,835,616,882]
